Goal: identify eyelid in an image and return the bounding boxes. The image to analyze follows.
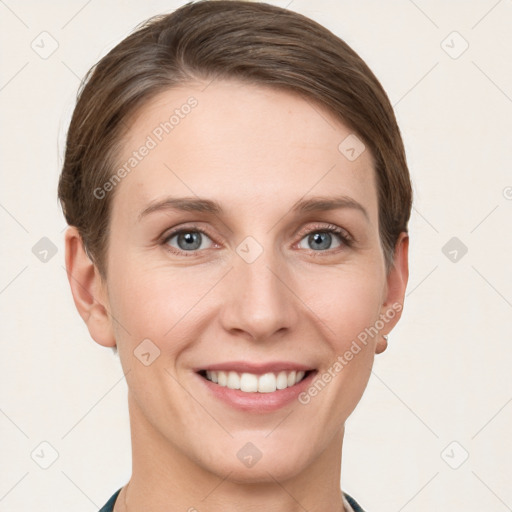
[162,223,212,238]
[295,222,354,245]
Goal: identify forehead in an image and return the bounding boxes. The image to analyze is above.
[111,79,378,225]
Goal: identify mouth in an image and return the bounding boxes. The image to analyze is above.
[197,369,314,393]
[193,361,318,411]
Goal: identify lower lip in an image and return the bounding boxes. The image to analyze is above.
[195,371,317,412]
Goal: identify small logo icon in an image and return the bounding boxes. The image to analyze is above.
[338,134,366,161]
[442,237,468,263]
[237,442,263,468]
[32,237,58,262]
[236,236,264,264]
[31,441,59,469]
[134,338,161,366]
[440,441,469,469]
[503,186,512,200]
[441,31,469,59]
[31,31,59,59]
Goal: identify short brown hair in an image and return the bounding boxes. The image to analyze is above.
[58,0,412,278]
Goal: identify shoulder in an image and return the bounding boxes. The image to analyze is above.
[98,488,122,512]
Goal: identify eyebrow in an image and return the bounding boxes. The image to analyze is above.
[138,194,369,222]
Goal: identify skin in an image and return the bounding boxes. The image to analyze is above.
[65,79,408,512]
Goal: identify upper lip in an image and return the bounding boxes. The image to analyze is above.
[195,361,315,375]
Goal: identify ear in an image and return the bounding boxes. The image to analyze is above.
[64,226,116,348]
[375,231,409,354]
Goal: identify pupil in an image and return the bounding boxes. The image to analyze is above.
[179,232,201,250]
[310,232,331,250]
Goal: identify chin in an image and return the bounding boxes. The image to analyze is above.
[199,441,314,484]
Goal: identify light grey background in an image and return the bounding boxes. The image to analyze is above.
[1,1,511,511]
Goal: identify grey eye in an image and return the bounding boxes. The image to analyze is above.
[166,231,213,251]
[298,231,342,251]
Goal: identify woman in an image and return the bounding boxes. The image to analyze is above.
[58,1,411,510]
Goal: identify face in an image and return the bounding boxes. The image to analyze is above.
[80,79,407,482]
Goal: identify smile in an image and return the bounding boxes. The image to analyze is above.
[198,369,311,393]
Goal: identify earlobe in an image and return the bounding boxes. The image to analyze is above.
[64,226,116,348]
[375,232,409,354]
[375,334,388,355]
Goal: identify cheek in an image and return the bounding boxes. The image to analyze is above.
[106,260,221,347]
[297,265,385,347]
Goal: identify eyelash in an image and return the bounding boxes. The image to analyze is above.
[161,223,354,257]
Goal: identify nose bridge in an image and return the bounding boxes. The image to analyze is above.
[221,241,297,340]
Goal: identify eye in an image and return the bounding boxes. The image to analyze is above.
[296,224,353,252]
[161,223,353,257]
[163,227,215,255]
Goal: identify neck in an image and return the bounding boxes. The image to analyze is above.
[119,392,347,512]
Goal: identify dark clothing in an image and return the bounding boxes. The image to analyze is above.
[99,488,121,512]
[99,487,366,511]
[345,492,366,511]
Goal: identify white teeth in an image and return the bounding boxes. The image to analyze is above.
[227,371,240,390]
[217,371,227,386]
[203,369,309,393]
[258,373,276,393]
[276,371,288,390]
[206,370,218,383]
[240,372,258,392]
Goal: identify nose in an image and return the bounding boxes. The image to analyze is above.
[219,248,299,342]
